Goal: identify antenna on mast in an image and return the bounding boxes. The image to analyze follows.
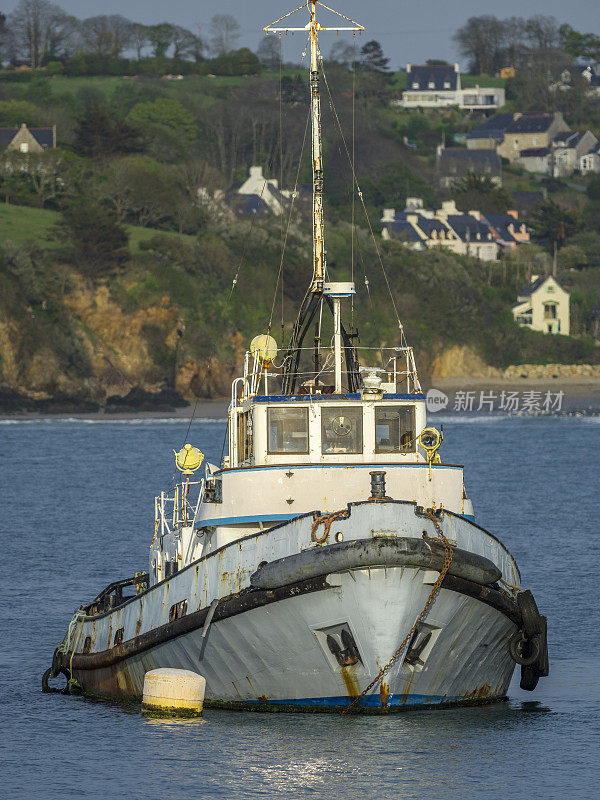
[264,2,364,295]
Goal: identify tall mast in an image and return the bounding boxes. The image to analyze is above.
[264,2,363,297]
[309,1,325,293]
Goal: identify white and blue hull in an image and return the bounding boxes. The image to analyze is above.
[65,502,520,711]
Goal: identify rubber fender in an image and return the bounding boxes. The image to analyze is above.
[509,631,541,666]
[517,590,542,636]
[250,536,502,589]
[42,665,71,694]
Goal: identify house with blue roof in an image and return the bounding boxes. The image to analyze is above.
[0,123,56,153]
[396,64,504,111]
[380,199,499,261]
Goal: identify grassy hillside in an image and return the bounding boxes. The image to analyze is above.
[0,203,195,252]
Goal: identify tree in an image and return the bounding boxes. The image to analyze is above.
[209,14,240,56]
[148,23,174,58]
[360,40,389,72]
[454,173,512,214]
[560,23,600,61]
[80,15,134,57]
[74,104,144,159]
[329,41,355,69]
[257,35,280,68]
[172,25,202,61]
[98,156,183,229]
[8,0,75,67]
[528,199,582,253]
[127,98,196,147]
[0,99,41,125]
[453,15,508,74]
[55,197,129,276]
[131,23,148,59]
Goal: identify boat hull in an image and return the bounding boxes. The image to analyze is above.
[70,565,517,712]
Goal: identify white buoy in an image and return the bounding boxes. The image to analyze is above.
[142,668,206,717]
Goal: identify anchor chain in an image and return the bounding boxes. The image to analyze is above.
[341,509,454,714]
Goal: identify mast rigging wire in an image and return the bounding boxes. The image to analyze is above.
[319,56,408,346]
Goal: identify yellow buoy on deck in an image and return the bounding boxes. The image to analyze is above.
[142,668,206,717]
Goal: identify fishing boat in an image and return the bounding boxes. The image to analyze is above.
[45,1,549,712]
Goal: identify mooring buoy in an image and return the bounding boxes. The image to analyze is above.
[142,668,206,717]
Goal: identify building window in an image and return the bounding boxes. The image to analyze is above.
[321,407,363,454]
[375,406,416,453]
[443,81,451,89]
[544,303,557,320]
[20,142,29,153]
[267,407,309,454]
[412,82,419,89]
[428,81,435,88]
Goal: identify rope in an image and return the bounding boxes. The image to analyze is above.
[268,105,312,331]
[311,508,350,544]
[341,510,454,714]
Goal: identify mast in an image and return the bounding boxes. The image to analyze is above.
[264,2,363,297]
[264,2,364,394]
[309,1,325,293]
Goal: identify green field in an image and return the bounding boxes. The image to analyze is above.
[0,202,195,252]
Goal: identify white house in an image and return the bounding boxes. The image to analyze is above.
[396,64,505,111]
[512,275,570,335]
[580,142,600,174]
[553,130,598,176]
[381,199,499,261]
[236,166,289,215]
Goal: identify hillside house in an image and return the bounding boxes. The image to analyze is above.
[512,274,570,335]
[497,113,570,162]
[437,146,502,187]
[552,130,598,176]
[227,166,311,218]
[381,199,499,261]
[515,147,551,174]
[0,123,56,153]
[481,210,530,249]
[580,142,600,174]
[466,113,518,149]
[397,64,505,111]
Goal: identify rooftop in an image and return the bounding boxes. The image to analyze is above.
[405,63,459,92]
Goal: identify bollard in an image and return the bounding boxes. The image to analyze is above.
[142,668,206,717]
[370,470,386,499]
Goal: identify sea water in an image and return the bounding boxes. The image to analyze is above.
[0,414,598,799]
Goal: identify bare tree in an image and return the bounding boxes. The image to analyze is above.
[8,0,74,67]
[132,23,148,60]
[257,35,280,68]
[209,14,240,56]
[80,15,134,57]
[329,40,355,68]
[524,15,560,51]
[172,25,202,61]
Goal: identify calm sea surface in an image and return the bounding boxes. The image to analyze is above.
[1,413,599,799]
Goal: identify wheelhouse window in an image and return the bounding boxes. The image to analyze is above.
[267,407,309,454]
[375,406,416,453]
[237,410,252,463]
[321,407,363,454]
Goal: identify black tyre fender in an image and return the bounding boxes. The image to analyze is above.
[517,590,542,636]
[509,630,541,666]
[536,615,550,678]
[42,665,70,694]
[520,664,540,691]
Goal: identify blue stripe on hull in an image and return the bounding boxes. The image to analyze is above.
[246,693,465,708]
